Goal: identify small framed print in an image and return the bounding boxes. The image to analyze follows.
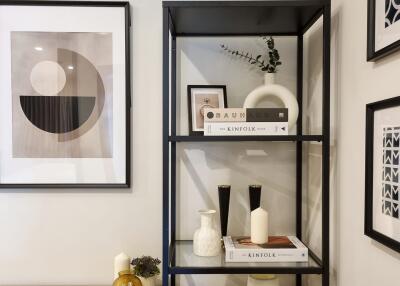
[365,96,400,253]
[187,85,227,136]
[367,0,400,61]
[0,1,131,188]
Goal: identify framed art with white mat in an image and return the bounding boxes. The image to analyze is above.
[0,1,131,188]
[368,0,400,61]
[187,85,227,136]
[365,96,400,253]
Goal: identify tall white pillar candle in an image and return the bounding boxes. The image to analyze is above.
[114,252,131,279]
[251,207,268,244]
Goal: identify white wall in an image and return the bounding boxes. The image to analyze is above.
[303,0,400,285]
[0,0,163,284]
[332,0,400,285]
[1,0,400,286]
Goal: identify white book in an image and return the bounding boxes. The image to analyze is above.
[204,122,289,136]
[223,236,308,263]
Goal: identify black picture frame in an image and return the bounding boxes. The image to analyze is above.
[187,85,227,136]
[367,0,400,61]
[0,1,131,189]
[365,96,400,253]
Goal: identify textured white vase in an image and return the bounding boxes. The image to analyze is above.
[243,73,299,130]
[138,276,156,286]
[247,274,280,286]
[193,209,220,256]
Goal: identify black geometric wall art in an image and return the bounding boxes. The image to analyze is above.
[11,32,112,158]
[381,126,400,220]
[0,1,130,188]
[393,150,399,164]
[394,132,400,147]
[368,0,400,61]
[19,48,104,135]
[384,183,391,198]
[393,202,399,218]
[385,0,400,28]
[393,185,399,200]
[365,96,400,253]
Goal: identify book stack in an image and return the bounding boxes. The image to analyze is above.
[223,236,308,263]
[204,108,289,136]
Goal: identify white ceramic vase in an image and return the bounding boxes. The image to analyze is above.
[247,274,280,286]
[193,209,220,256]
[243,73,299,130]
[138,276,156,286]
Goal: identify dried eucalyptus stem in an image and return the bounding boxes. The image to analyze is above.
[220,36,282,73]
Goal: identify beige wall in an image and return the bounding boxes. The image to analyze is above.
[0,0,163,284]
[332,0,400,285]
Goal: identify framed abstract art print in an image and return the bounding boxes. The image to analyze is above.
[365,96,400,253]
[187,85,227,136]
[368,0,400,61]
[0,1,131,188]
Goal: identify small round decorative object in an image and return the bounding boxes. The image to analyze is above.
[113,270,142,286]
[206,111,215,119]
[243,73,299,130]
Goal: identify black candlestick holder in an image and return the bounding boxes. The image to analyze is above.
[217,185,231,237]
[249,184,262,212]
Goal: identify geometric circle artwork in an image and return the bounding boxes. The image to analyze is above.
[20,48,105,135]
[11,31,113,159]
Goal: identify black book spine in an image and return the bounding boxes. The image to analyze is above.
[246,108,288,122]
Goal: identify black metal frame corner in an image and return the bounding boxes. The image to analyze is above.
[365,96,400,253]
[367,0,400,61]
[0,1,132,189]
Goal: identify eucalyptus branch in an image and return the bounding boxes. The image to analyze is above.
[261,36,282,72]
[220,36,282,73]
[220,45,269,70]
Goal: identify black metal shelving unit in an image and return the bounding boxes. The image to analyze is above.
[162,1,331,286]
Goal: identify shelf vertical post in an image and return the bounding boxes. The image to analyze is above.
[162,6,170,286]
[322,3,331,286]
[296,33,304,286]
[170,33,177,286]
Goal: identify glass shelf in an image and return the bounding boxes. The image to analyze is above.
[169,135,323,142]
[169,240,323,275]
